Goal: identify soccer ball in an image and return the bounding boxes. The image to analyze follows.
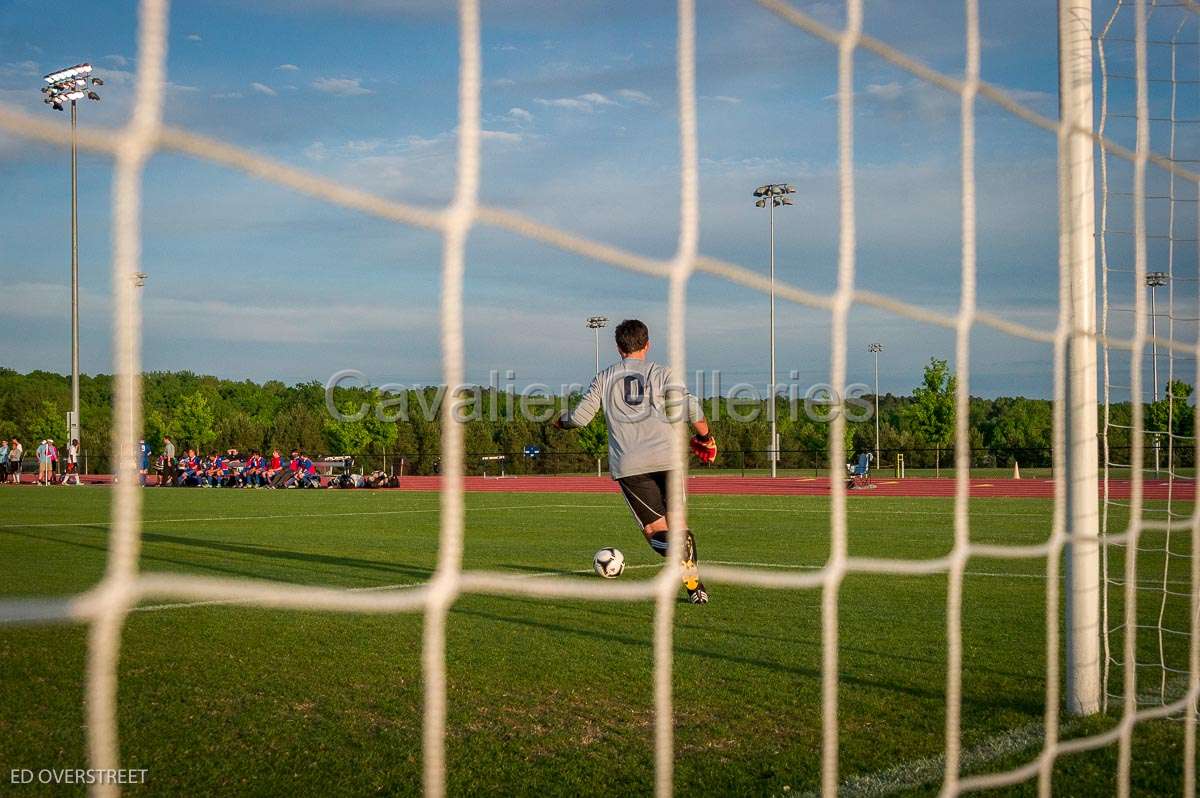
[593,547,625,579]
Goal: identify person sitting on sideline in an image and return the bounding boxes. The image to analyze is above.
[265,449,286,488]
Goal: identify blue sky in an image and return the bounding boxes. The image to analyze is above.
[0,0,1194,400]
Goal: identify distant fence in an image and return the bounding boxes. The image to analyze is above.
[60,444,1195,479]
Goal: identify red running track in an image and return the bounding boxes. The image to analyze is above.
[41,474,1193,500]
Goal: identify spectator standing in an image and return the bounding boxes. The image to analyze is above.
[63,439,81,485]
[8,439,23,483]
[36,440,50,486]
[48,440,59,484]
[161,436,176,487]
[0,439,7,484]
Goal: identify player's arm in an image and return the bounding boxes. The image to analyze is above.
[554,374,602,430]
[667,369,716,462]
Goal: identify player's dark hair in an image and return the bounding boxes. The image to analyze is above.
[615,319,649,356]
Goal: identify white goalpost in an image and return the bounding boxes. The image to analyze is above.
[1061,0,1103,719]
[0,0,1196,796]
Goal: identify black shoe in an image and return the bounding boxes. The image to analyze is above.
[687,582,709,604]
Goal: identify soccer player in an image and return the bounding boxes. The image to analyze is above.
[553,318,716,604]
[63,438,81,486]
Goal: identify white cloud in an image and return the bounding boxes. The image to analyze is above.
[492,78,516,87]
[865,81,904,101]
[0,61,40,78]
[250,82,278,96]
[534,92,616,113]
[312,77,373,96]
[535,97,593,112]
[211,92,245,100]
[186,33,202,42]
[480,129,523,143]
[702,95,742,104]
[276,63,300,71]
[577,92,615,106]
[104,54,129,67]
[506,107,533,123]
[616,88,652,105]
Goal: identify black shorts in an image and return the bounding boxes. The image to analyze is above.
[617,471,673,529]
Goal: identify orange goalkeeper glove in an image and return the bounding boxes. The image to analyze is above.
[690,433,717,464]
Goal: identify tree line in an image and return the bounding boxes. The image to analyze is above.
[0,360,1191,474]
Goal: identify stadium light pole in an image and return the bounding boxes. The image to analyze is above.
[1146,272,1168,476]
[1146,272,1168,402]
[586,316,608,375]
[585,316,607,477]
[869,343,883,466]
[754,183,795,478]
[41,63,102,452]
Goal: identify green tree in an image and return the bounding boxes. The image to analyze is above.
[904,357,957,468]
[1147,380,1194,440]
[175,391,216,451]
[25,400,67,443]
[577,412,608,474]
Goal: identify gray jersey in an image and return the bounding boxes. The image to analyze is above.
[561,358,703,479]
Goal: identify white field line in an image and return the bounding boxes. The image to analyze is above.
[810,674,1197,798]
[810,720,1051,798]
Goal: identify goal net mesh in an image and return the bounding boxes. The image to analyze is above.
[1097,0,1200,719]
[0,0,1196,796]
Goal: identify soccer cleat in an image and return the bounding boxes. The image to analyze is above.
[687,582,709,604]
[679,529,702,594]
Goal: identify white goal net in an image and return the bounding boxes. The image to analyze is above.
[0,1,1196,796]
[1097,0,1200,722]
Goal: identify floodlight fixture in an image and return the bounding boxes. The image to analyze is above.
[43,63,92,84]
[1146,271,1169,287]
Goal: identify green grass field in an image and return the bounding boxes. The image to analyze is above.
[0,487,1194,796]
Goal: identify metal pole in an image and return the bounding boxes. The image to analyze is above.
[1059,0,1101,716]
[1151,286,1160,476]
[874,349,880,466]
[70,100,80,447]
[769,198,777,478]
[1150,284,1159,401]
[593,325,600,375]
